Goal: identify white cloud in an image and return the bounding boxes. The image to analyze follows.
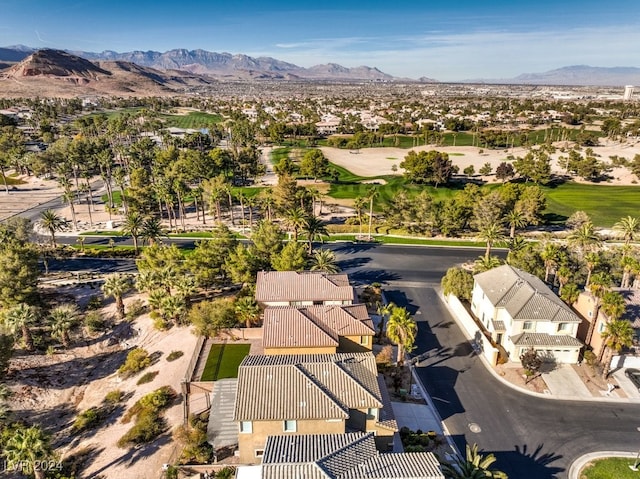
[250,24,640,80]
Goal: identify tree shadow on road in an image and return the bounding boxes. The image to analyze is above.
[492,443,564,479]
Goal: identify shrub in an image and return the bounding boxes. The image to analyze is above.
[118,348,152,378]
[216,467,236,479]
[126,299,146,321]
[137,371,159,385]
[86,295,103,310]
[72,407,102,433]
[104,390,124,405]
[84,311,106,333]
[118,386,176,448]
[167,350,184,362]
[376,345,394,368]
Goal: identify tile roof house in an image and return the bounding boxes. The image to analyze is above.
[235,432,444,479]
[255,271,356,307]
[574,287,639,358]
[262,304,375,355]
[233,353,397,463]
[471,265,583,363]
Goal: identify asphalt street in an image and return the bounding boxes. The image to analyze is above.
[44,242,640,479]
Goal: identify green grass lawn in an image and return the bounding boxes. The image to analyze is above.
[326,234,488,247]
[200,343,250,381]
[161,111,223,129]
[581,457,638,479]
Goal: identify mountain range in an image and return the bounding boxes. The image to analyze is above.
[1,45,640,87]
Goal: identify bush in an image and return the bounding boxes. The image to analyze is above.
[216,467,236,479]
[84,311,106,333]
[72,407,102,433]
[118,348,152,378]
[118,386,176,448]
[167,350,184,362]
[104,390,124,405]
[137,371,159,385]
[86,295,103,310]
[126,299,146,321]
[375,345,394,368]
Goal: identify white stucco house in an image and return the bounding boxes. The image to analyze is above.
[471,265,583,364]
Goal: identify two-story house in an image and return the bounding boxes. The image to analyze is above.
[471,265,583,363]
[262,304,375,355]
[255,271,356,307]
[233,353,397,463]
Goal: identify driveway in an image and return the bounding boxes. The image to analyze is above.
[541,365,592,398]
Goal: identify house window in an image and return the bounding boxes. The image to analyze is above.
[557,323,571,333]
[239,421,252,433]
[360,336,369,345]
[283,420,297,432]
[523,321,534,331]
[367,408,378,420]
[255,450,264,458]
[598,321,606,333]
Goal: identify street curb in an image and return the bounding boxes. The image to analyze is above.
[437,289,640,404]
[567,451,637,479]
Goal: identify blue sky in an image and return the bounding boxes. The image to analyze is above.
[2,0,640,80]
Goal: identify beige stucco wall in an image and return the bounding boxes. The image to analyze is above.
[340,335,373,352]
[264,345,336,355]
[237,419,345,464]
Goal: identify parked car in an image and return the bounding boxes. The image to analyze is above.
[625,368,640,390]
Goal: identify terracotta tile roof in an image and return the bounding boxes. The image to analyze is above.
[510,332,583,348]
[376,375,398,432]
[263,305,375,349]
[256,271,355,303]
[262,432,444,479]
[234,353,382,422]
[475,265,581,323]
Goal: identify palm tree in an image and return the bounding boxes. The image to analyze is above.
[309,249,340,273]
[560,283,580,305]
[620,255,639,289]
[473,255,503,273]
[585,272,611,344]
[567,221,601,255]
[302,216,329,252]
[556,266,572,296]
[39,209,66,246]
[49,303,80,348]
[504,208,527,239]
[476,222,506,259]
[540,243,560,283]
[2,424,53,479]
[235,296,261,328]
[600,291,627,322]
[613,215,639,246]
[283,207,308,242]
[140,216,164,246]
[122,211,144,253]
[159,295,187,325]
[102,273,132,320]
[3,303,38,351]
[601,320,634,379]
[353,196,367,235]
[376,301,395,342]
[584,252,601,287]
[367,186,379,240]
[386,305,417,364]
[58,177,78,231]
[441,444,507,479]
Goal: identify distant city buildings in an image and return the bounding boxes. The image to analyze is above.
[624,85,635,101]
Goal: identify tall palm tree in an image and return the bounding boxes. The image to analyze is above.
[568,221,601,255]
[600,291,626,322]
[540,243,560,283]
[367,186,379,240]
[302,216,329,252]
[140,216,164,246]
[235,296,261,328]
[58,177,78,231]
[353,196,367,235]
[39,209,66,246]
[585,272,611,344]
[386,305,417,364]
[601,319,634,379]
[122,211,144,253]
[441,444,507,479]
[620,255,639,289]
[560,283,580,305]
[309,249,340,273]
[283,207,308,242]
[473,255,503,274]
[3,303,38,351]
[476,222,506,259]
[102,273,132,320]
[556,266,572,296]
[2,424,53,479]
[504,208,528,239]
[49,303,80,348]
[613,215,639,246]
[584,252,601,287]
[376,301,395,342]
